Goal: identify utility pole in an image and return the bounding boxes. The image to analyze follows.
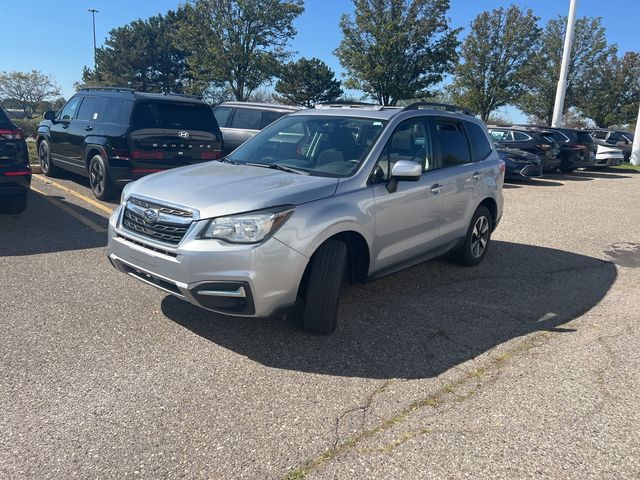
[88,8,99,68]
[631,103,640,166]
[551,0,578,127]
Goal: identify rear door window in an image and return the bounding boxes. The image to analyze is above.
[435,119,472,167]
[76,97,102,121]
[213,106,233,127]
[261,110,286,129]
[229,108,262,130]
[132,101,220,132]
[512,131,531,141]
[465,121,492,161]
[102,98,134,124]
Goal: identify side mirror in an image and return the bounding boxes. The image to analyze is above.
[43,111,56,121]
[387,160,422,193]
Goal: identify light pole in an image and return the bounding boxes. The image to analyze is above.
[551,0,578,127]
[88,8,99,68]
[631,103,640,166]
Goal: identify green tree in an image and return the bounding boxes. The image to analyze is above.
[0,70,61,119]
[335,0,460,106]
[576,50,640,127]
[179,0,304,101]
[274,58,342,107]
[516,16,611,125]
[450,6,540,121]
[80,11,191,93]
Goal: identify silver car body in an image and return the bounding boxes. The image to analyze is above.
[108,107,504,318]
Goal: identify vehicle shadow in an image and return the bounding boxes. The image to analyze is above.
[0,190,107,256]
[161,241,617,379]
[50,169,121,206]
[505,178,564,187]
[550,170,633,181]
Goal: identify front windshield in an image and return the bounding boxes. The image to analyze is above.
[227,115,386,177]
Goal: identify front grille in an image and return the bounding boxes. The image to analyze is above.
[122,197,193,245]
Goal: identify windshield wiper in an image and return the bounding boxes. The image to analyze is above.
[243,162,309,175]
[218,157,239,165]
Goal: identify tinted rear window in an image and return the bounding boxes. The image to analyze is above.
[230,108,262,130]
[465,121,492,160]
[575,131,595,143]
[132,101,220,132]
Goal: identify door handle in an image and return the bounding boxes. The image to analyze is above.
[84,125,93,132]
[430,183,442,194]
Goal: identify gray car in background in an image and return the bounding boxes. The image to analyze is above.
[108,102,504,334]
[213,102,301,155]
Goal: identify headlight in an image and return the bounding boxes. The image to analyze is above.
[200,206,295,243]
[120,183,134,205]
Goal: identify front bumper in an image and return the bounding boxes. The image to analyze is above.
[505,163,543,179]
[107,206,309,317]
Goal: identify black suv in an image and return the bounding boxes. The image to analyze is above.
[37,87,223,200]
[212,102,300,155]
[488,126,561,173]
[0,107,31,214]
[525,126,598,172]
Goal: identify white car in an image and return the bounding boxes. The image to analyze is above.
[593,143,624,167]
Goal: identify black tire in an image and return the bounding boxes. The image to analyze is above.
[451,206,492,267]
[300,239,348,335]
[0,195,28,215]
[88,154,117,201]
[559,166,575,173]
[38,139,58,177]
[543,166,557,174]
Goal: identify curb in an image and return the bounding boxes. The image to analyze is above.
[30,165,42,174]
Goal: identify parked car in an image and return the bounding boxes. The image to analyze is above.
[522,126,598,172]
[0,107,31,214]
[108,102,504,334]
[212,102,300,156]
[591,129,633,161]
[593,143,624,167]
[37,87,223,200]
[488,126,561,173]
[495,144,543,180]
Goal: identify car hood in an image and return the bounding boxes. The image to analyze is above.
[497,147,540,163]
[126,161,339,219]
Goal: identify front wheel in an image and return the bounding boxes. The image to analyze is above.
[88,155,117,201]
[559,166,575,173]
[299,239,348,335]
[451,206,492,267]
[38,140,58,177]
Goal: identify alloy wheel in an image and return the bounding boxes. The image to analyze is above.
[471,215,490,258]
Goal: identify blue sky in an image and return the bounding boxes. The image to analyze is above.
[1,0,638,122]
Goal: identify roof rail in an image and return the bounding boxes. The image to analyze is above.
[315,101,384,110]
[162,92,203,100]
[401,102,473,116]
[80,86,135,93]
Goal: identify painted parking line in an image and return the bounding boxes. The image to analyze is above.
[31,186,108,234]
[32,174,115,216]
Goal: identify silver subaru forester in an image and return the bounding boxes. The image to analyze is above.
[108,103,504,334]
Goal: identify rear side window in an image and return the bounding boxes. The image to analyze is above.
[465,121,492,161]
[435,120,472,167]
[592,131,606,139]
[132,101,220,132]
[261,110,286,129]
[576,131,594,143]
[76,97,102,121]
[0,108,12,128]
[230,108,262,130]
[102,99,134,124]
[213,106,232,127]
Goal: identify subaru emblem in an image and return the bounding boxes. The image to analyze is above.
[178,131,190,139]
[143,208,159,223]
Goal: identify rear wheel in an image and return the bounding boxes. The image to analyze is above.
[451,206,492,267]
[88,154,117,201]
[38,140,58,177]
[559,165,575,173]
[299,239,348,335]
[0,195,28,215]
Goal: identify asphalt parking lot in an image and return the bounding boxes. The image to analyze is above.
[1,169,639,479]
